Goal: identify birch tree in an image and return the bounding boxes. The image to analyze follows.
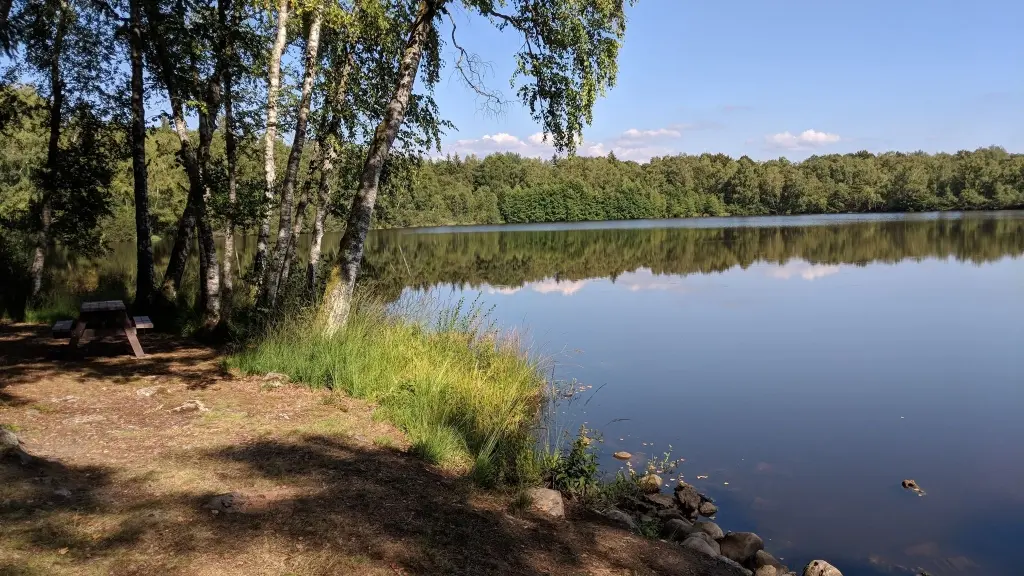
[321,0,634,332]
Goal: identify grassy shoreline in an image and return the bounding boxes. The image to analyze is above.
[228,297,547,487]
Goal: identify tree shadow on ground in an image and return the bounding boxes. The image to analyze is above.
[0,322,738,576]
[0,324,223,392]
[0,433,727,576]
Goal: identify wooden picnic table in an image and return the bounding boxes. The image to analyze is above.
[52,300,153,358]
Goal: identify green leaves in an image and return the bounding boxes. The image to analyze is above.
[462,0,631,154]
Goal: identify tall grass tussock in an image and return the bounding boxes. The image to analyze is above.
[229,294,547,487]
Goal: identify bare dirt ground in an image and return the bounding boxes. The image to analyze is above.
[0,323,744,576]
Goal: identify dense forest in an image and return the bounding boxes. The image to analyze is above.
[0,0,633,331]
[3,104,1023,243]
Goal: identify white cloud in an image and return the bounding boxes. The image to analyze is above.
[443,123,694,162]
[620,127,682,140]
[764,129,841,151]
[531,279,588,295]
[767,261,841,281]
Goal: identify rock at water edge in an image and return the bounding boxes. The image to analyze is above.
[661,518,694,540]
[755,567,778,576]
[699,500,719,517]
[685,531,721,555]
[717,556,753,575]
[755,550,786,571]
[657,508,687,522]
[695,520,724,540]
[638,473,663,493]
[682,535,718,557]
[645,492,676,510]
[605,508,637,530]
[719,532,764,565]
[675,481,702,514]
[527,488,565,518]
[802,560,842,576]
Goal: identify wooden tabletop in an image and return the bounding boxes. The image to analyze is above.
[80,300,127,313]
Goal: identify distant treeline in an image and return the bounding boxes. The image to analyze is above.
[386,147,1024,227]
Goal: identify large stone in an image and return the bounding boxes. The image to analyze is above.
[675,481,702,513]
[718,557,753,575]
[527,488,565,518]
[685,530,721,554]
[638,473,663,493]
[695,520,725,540]
[645,492,676,510]
[755,550,785,570]
[0,429,18,454]
[699,500,719,517]
[802,560,843,576]
[682,535,718,557]
[755,567,778,576]
[660,518,695,540]
[605,508,636,531]
[719,532,764,565]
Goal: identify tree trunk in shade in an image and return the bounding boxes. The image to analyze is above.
[264,6,322,307]
[30,3,68,301]
[129,0,155,310]
[321,0,439,333]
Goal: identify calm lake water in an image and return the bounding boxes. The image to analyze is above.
[367,212,1024,576]
[39,211,1024,575]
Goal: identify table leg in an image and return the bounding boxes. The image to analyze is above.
[120,311,146,358]
[68,318,87,350]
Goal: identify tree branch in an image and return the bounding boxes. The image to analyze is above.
[446,11,507,117]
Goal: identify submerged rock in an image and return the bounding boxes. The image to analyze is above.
[901,479,926,496]
[613,451,632,460]
[719,532,764,565]
[527,488,565,518]
[802,559,843,576]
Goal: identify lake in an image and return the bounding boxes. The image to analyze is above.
[366,211,1024,576]
[34,211,1024,575]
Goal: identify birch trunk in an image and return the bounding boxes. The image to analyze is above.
[129,0,155,310]
[221,71,236,303]
[253,0,290,285]
[264,6,322,307]
[29,3,68,302]
[278,168,314,291]
[321,0,439,333]
[221,1,239,307]
[307,53,353,293]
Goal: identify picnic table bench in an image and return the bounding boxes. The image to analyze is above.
[52,300,152,358]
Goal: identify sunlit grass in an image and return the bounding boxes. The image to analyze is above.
[228,295,546,487]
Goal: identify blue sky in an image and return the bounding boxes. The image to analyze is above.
[433,0,1024,161]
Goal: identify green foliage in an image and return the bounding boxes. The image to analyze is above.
[228,296,546,487]
[546,425,601,499]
